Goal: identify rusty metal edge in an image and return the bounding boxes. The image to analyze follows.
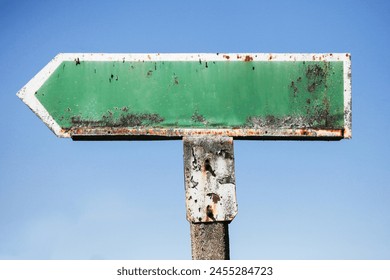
[70,127,344,141]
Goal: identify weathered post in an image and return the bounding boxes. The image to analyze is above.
[183,136,237,260]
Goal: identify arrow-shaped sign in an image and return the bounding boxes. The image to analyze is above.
[17,53,351,140]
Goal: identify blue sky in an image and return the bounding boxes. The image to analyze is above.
[0,0,389,259]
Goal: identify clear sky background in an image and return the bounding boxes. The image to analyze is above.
[0,0,389,260]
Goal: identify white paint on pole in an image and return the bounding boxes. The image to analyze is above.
[184,136,237,223]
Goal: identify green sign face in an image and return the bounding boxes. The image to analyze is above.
[17,53,351,140]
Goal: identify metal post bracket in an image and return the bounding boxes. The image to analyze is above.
[183,136,238,223]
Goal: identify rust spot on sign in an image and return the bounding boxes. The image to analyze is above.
[298,129,310,136]
[244,55,253,62]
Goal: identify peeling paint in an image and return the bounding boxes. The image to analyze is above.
[246,110,343,130]
[306,63,329,93]
[184,136,237,223]
[71,113,164,128]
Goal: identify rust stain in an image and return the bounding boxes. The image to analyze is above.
[206,205,216,222]
[298,129,310,136]
[244,55,253,62]
[70,127,344,140]
[211,193,220,204]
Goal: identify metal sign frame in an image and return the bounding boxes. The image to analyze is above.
[17,53,351,140]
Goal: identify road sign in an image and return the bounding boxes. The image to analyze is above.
[17,53,351,140]
[18,53,352,259]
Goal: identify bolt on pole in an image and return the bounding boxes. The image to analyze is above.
[183,136,237,260]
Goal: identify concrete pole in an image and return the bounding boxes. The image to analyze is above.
[190,222,230,260]
[183,136,237,260]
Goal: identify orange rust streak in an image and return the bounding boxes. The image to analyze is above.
[70,127,345,139]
